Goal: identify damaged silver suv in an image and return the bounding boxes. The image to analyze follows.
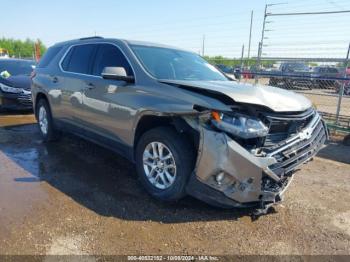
[31,37,327,211]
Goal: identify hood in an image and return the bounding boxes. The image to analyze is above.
[0,75,31,91]
[160,80,312,112]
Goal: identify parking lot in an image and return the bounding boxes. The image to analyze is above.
[0,113,349,256]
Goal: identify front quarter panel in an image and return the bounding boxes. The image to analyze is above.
[126,82,233,146]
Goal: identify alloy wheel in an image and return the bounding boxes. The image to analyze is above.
[38,106,48,135]
[142,141,177,190]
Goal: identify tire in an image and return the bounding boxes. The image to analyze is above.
[36,99,60,142]
[345,87,350,96]
[135,126,195,201]
[269,78,277,86]
[344,135,350,146]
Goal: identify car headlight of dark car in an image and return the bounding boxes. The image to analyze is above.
[211,111,269,139]
[0,83,24,94]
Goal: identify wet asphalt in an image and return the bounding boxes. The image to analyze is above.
[0,113,349,255]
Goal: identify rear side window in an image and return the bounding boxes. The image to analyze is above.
[61,44,96,74]
[92,44,133,76]
[328,68,338,73]
[37,46,63,68]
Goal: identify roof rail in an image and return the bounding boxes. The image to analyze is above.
[79,36,104,41]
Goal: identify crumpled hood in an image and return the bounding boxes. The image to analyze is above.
[160,80,312,112]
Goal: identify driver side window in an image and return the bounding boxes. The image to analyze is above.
[92,44,133,77]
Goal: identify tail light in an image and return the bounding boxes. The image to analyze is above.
[30,70,36,79]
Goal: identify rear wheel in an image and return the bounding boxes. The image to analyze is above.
[135,127,195,201]
[344,135,350,146]
[36,99,60,142]
[269,78,277,86]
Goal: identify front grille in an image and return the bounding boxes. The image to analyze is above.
[264,110,315,151]
[262,110,327,177]
[17,94,32,106]
[263,108,315,148]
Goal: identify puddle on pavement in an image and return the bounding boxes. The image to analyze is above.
[0,118,250,231]
[0,122,50,237]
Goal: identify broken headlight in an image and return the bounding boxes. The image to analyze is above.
[0,83,23,94]
[211,111,269,139]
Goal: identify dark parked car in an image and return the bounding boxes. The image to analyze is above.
[311,66,339,88]
[233,66,241,79]
[0,59,35,111]
[31,37,327,213]
[335,67,350,95]
[268,63,313,89]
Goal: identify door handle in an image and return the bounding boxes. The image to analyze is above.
[86,83,95,90]
[52,76,58,83]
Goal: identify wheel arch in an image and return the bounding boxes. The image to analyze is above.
[34,92,49,119]
[132,114,200,161]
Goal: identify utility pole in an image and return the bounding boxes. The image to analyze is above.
[247,10,254,65]
[255,4,268,84]
[202,34,205,57]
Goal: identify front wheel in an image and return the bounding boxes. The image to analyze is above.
[135,127,195,201]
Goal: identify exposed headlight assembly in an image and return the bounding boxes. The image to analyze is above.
[211,111,269,139]
[0,83,23,94]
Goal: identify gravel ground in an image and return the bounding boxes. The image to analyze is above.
[0,113,349,256]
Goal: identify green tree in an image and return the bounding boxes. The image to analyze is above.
[0,37,47,59]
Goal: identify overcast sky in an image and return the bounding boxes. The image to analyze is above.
[2,0,350,58]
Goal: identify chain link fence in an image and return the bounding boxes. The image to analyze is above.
[254,61,350,136]
[206,5,350,141]
[206,57,350,141]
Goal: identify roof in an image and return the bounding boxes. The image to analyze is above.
[52,36,193,53]
[125,39,192,52]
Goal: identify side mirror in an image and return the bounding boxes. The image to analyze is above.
[224,73,236,81]
[101,67,135,83]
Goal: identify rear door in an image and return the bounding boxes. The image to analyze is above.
[58,44,97,128]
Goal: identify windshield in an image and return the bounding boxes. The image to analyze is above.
[0,60,35,76]
[131,45,228,81]
[217,64,233,74]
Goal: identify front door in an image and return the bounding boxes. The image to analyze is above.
[77,43,136,146]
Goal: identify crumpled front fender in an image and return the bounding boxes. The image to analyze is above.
[192,124,278,204]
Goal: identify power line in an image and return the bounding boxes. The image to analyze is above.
[266,10,350,16]
[268,0,350,10]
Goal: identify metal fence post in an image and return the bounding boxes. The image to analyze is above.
[239,44,245,82]
[335,43,350,124]
[255,42,262,84]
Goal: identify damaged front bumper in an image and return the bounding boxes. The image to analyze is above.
[185,111,327,209]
